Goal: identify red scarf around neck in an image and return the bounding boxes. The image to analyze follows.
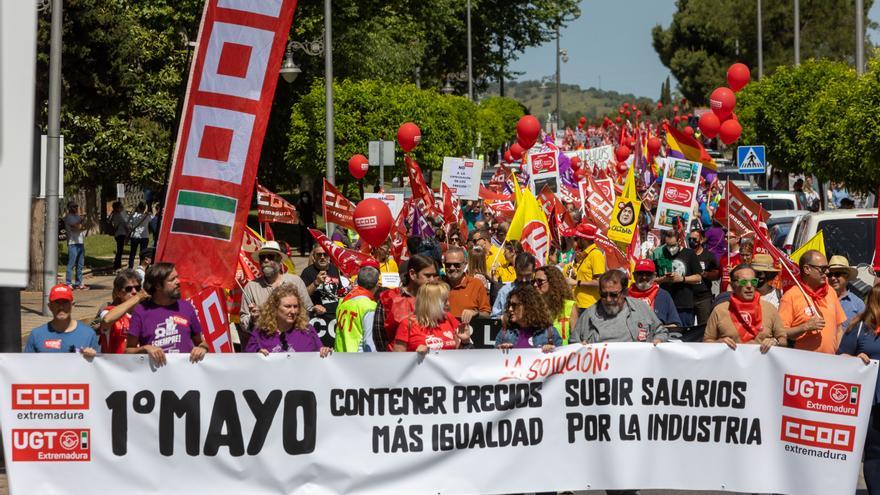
[628,283,660,308]
[343,286,374,302]
[728,294,763,343]
[799,279,829,307]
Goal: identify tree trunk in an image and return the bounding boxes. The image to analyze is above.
[27,198,46,291]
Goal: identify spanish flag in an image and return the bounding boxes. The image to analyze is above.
[664,123,717,171]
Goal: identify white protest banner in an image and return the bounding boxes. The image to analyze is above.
[364,192,404,219]
[580,144,614,171]
[441,157,483,200]
[527,150,559,196]
[0,345,874,495]
[655,158,702,231]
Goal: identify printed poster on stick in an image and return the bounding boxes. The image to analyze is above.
[440,157,483,201]
[655,158,702,231]
[580,144,614,171]
[527,151,559,197]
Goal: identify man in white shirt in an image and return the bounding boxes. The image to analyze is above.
[64,201,88,290]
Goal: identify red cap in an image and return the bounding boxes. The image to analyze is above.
[362,259,380,270]
[574,223,598,240]
[633,259,656,273]
[49,284,74,302]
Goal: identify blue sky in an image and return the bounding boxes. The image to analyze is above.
[510,0,880,99]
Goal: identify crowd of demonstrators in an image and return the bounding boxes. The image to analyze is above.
[246,284,330,356]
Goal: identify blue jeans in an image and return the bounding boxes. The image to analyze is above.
[66,243,84,286]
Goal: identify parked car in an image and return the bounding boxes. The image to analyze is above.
[766,210,808,251]
[746,190,801,212]
[789,208,877,291]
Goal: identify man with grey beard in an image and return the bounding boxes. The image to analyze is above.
[569,270,667,345]
[240,241,322,332]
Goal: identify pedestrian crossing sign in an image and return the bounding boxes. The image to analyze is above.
[737,145,766,174]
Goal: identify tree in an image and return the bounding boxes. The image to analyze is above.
[652,0,874,105]
[736,57,880,194]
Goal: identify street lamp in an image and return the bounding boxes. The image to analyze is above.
[440,72,468,95]
[279,32,324,83]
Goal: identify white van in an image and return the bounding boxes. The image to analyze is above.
[746,190,801,212]
[789,209,877,288]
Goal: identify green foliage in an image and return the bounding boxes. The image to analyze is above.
[652,0,875,105]
[283,79,523,191]
[737,57,880,193]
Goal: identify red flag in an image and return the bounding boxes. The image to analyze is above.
[262,222,275,241]
[744,213,802,295]
[584,176,614,232]
[390,201,410,263]
[154,0,297,298]
[188,287,234,353]
[479,185,514,202]
[309,228,377,277]
[715,180,770,237]
[256,183,299,224]
[405,156,438,215]
[441,183,468,241]
[237,228,263,281]
[322,178,357,230]
[595,232,628,271]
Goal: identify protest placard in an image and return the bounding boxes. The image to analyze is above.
[441,157,483,201]
[655,158,702,231]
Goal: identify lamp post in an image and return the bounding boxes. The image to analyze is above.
[440,71,469,95]
[279,32,324,83]
[42,0,63,315]
[467,0,473,101]
[757,0,763,80]
[857,0,865,75]
[794,0,800,66]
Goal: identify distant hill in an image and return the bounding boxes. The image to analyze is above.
[485,81,657,127]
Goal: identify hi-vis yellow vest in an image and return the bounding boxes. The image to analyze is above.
[334,295,377,352]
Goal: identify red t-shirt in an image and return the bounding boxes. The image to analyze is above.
[394,313,460,352]
[99,305,130,354]
[379,287,415,350]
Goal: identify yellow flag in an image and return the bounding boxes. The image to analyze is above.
[607,165,642,244]
[505,188,551,264]
[790,230,825,264]
[511,170,523,205]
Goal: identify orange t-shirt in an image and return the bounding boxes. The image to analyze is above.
[778,285,847,354]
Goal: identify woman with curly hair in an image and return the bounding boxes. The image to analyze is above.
[247,285,332,356]
[495,284,561,352]
[534,265,578,345]
[393,281,472,355]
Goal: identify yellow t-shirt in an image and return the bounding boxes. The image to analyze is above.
[379,258,399,275]
[574,244,606,309]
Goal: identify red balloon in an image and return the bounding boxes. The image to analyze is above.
[516,115,541,149]
[348,154,369,179]
[673,115,681,124]
[710,87,736,120]
[636,110,642,118]
[698,112,721,138]
[353,199,393,248]
[616,161,629,176]
[673,105,679,114]
[579,116,587,125]
[724,111,739,122]
[504,150,513,164]
[615,145,631,162]
[623,103,629,110]
[657,102,663,109]
[727,62,751,92]
[718,119,742,145]
[684,126,695,137]
[509,142,524,160]
[647,136,662,156]
[615,116,622,123]
[625,110,631,117]
[577,123,583,129]
[397,122,421,153]
[618,107,624,115]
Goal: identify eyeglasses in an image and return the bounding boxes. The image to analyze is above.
[507,302,521,310]
[806,264,830,274]
[259,254,280,262]
[735,278,759,287]
[532,279,547,287]
[123,285,141,293]
[314,252,329,258]
[600,290,622,299]
[828,271,849,279]
[444,262,463,269]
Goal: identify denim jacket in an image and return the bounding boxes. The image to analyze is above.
[494,326,563,348]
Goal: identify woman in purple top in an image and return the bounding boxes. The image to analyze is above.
[494,285,561,351]
[247,285,332,357]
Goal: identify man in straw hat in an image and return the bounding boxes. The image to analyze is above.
[240,241,319,333]
[827,255,865,330]
[778,250,847,354]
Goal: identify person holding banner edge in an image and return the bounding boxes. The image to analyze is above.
[126,262,208,366]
